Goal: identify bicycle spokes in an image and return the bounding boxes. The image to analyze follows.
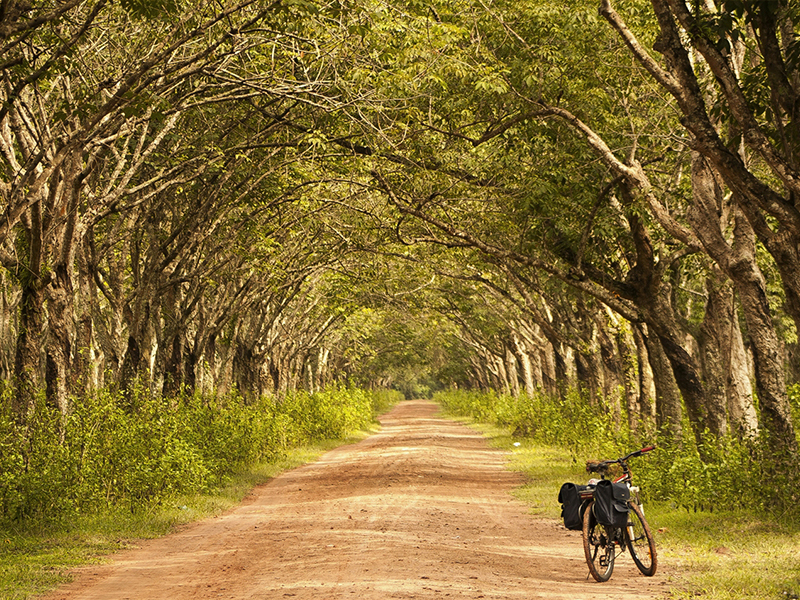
[625,502,657,576]
[570,447,657,582]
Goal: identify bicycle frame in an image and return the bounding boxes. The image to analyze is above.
[579,446,657,582]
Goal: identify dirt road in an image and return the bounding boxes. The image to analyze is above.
[43,400,667,599]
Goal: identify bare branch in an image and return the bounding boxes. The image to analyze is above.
[599,0,683,98]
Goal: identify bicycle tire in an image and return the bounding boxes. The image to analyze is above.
[625,501,657,576]
[582,500,615,582]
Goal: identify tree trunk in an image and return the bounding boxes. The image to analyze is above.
[120,301,151,390]
[788,342,800,386]
[687,153,796,453]
[575,350,603,404]
[469,356,489,391]
[318,347,330,390]
[13,280,44,416]
[768,238,800,338]
[13,202,45,416]
[119,335,143,394]
[510,329,536,397]
[615,323,642,434]
[639,286,708,445]
[725,298,759,438]
[696,271,732,438]
[44,263,75,415]
[184,346,198,394]
[235,343,259,402]
[640,325,683,440]
[652,323,707,443]
[486,351,510,395]
[732,259,797,453]
[595,313,624,427]
[540,340,558,396]
[163,333,184,397]
[43,151,83,414]
[74,242,95,393]
[504,343,520,397]
[0,271,16,381]
[632,324,657,429]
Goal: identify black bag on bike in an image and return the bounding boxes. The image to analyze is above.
[558,482,589,530]
[592,479,630,528]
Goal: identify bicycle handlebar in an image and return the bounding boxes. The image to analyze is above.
[585,445,656,474]
[621,445,656,461]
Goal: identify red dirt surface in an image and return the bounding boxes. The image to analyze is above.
[42,399,668,599]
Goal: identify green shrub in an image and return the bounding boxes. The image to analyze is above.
[436,388,629,459]
[369,388,404,414]
[0,384,397,525]
[434,387,799,516]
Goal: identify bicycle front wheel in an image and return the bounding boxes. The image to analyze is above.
[582,500,615,582]
[625,501,657,576]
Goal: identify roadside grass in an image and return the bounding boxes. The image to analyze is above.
[0,430,376,600]
[653,510,800,600]
[473,424,800,600]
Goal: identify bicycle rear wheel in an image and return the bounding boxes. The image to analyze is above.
[625,501,657,576]
[582,500,615,582]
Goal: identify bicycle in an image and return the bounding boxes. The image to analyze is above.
[579,446,657,582]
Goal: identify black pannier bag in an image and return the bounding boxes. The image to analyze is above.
[592,479,630,528]
[558,482,590,530]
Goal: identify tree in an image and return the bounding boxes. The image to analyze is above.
[598,0,797,453]
[334,0,785,448]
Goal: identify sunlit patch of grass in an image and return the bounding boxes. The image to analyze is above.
[505,441,585,517]
[649,508,800,600]
[0,522,126,600]
[471,428,585,518]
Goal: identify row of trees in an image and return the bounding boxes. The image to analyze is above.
[347,0,800,457]
[0,0,378,409]
[1,0,798,462]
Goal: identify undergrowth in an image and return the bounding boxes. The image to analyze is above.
[435,387,800,514]
[0,385,401,523]
[0,385,401,599]
[0,440,366,600]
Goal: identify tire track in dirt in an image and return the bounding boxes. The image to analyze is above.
[42,399,668,599]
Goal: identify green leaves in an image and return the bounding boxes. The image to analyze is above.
[120,0,181,19]
[0,385,390,521]
[474,67,510,95]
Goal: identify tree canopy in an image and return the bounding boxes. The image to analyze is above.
[1,0,799,458]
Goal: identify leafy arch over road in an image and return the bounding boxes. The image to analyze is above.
[0,0,798,463]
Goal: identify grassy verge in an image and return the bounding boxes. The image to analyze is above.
[0,429,376,600]
[472,423,800,600]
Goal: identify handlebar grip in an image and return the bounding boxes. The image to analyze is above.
[622,445,656,461]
